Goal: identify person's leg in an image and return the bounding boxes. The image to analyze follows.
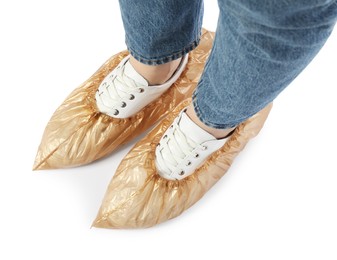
[156,0,337,180]
[119,0,204,84]
[96,0,204,118]
[191,0,337,136]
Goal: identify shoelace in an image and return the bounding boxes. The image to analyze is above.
[96,64,145,116]
[156,119,207,175]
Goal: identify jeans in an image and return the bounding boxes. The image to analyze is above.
[119,0,337,129]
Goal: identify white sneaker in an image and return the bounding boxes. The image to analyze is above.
[155,109,231,180]
[95,54,189,118]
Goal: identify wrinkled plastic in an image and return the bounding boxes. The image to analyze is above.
[93,100,272,229]
[33,29,215,170]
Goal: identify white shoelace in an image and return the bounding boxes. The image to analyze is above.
[156,118,207,175]
[96,63,145,116]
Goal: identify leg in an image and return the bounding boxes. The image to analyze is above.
[119,0,204,84]
[192,0,337,132]
[156,0,337,180]
[96,0,204,118]
[119,0,204,64]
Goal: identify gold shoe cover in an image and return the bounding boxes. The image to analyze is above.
[93,100,272,229]
[33,29,215,170]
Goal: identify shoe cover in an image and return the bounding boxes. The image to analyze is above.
[33,29,215,170]
[92,100,273,229]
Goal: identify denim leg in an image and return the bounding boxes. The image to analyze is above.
[118,0,204,65]
[193,0,337,129]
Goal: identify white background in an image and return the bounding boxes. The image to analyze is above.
[0,1,336,259]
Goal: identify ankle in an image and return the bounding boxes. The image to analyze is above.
[185,104,236,139]
[129,56,182,85]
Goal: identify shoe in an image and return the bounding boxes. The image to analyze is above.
[155,108,230,180]
[92,100,273,229]
[33,29,215,170]
[95,54,188,118]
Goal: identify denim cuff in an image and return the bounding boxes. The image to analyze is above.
[192,91,239,130]
[126,36,201,65]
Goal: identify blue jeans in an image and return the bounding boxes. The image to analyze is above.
[119,0,337,129]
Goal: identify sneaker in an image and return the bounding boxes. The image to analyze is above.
[95,54,189,118]
[155,108,231,180]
